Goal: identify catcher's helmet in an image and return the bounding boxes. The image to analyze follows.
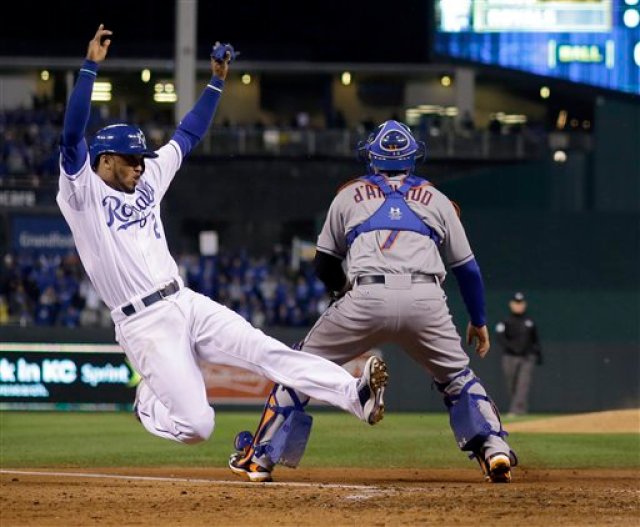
[89,124,158,168]
[358,120,425,172]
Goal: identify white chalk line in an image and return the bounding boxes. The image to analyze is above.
[0,469,381,492]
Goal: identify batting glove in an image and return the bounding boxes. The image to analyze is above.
[211,42,237,63]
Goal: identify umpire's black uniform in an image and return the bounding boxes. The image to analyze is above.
[495,292,542,416]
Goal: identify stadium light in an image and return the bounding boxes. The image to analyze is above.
[141,69,151,83]
[553,150,567,163]
[540,86,550,99]
[241,73,251,85]
[341,71,352,86]
[40,70,50,81]
[91,81,112,102]
[153,82,177,103]
[624,9,640,28]
[440,75,452,87]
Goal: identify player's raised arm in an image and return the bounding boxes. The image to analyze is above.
[60,24,112,176]
[171,42,235,159]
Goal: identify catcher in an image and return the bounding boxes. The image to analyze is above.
[229,120,518,483]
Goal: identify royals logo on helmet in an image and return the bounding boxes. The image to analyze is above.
[89,123,159,168]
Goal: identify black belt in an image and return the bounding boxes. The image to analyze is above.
[121,280,180,316]
[356,274,436,285]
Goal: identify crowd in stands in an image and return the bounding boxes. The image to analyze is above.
[0,99,66,187]
[0,246,332,330]
[1,98,551,188]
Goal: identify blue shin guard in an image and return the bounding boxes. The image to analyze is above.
[446,380,506,453]
[439,372,508,455]
[264,409,313,467]
[233,383,312,469]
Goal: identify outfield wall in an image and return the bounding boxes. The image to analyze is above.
[1,327,637,413]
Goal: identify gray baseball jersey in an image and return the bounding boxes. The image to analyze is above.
[316,175,474,283]
[298,172,512,460]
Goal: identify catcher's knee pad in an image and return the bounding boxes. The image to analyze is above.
[234,383,312,469]
[437,369,507,454]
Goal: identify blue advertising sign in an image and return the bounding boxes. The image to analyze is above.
[11,215,75,255]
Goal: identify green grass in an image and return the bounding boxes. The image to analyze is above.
[1,411,638,469]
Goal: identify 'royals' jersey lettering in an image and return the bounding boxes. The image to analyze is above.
[102,181,160,238]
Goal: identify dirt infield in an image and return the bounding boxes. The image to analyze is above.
[3,411,639,525]
[2,466,639,526]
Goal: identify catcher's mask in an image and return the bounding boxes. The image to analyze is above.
[89,123,158,170]
[357,120,426,172]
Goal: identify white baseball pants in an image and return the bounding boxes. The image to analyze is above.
[112,288,364,443]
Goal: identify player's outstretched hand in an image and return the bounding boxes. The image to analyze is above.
[86,24,112,63]
[210,42,236,80]
[467,323,490,358]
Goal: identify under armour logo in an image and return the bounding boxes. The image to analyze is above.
[388,207,402,220]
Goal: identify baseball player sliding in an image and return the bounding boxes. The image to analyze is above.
[57,25,388,450]
[230,120,517,483]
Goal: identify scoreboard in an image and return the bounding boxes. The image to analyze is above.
[435,0,640,95]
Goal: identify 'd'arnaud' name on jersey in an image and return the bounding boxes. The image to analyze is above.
[101,181,161,238]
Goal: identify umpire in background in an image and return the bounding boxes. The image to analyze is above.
[495,292,542,416]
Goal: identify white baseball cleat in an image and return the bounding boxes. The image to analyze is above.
[357,356,388,425]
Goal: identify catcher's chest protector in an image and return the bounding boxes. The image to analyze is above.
[345,174,442,248]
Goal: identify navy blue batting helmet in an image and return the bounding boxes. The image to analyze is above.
[89,124,158,168]
[358,120,425,172]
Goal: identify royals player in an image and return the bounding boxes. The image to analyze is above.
[57,25,387,449]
